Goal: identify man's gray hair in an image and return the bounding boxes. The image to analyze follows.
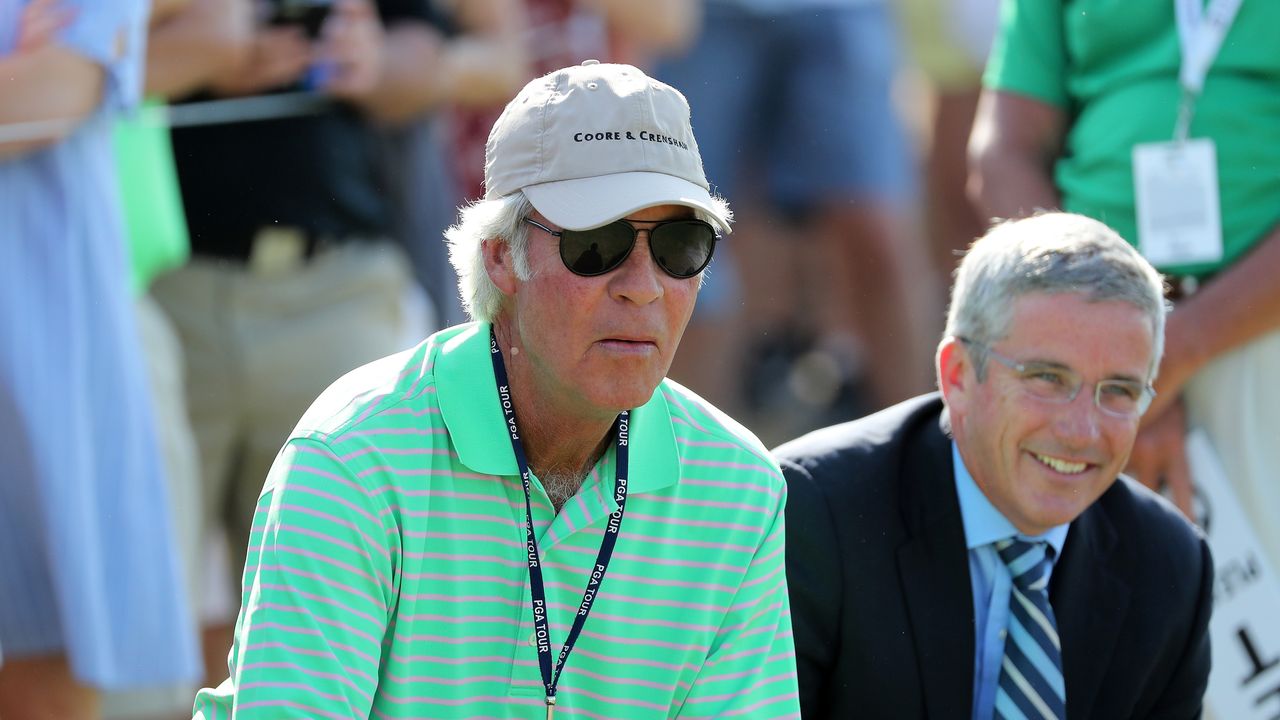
[445,192,733,323]
[445,193,535,323]
[944,212,1167,379]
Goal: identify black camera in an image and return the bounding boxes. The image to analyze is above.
[267,0,332,39]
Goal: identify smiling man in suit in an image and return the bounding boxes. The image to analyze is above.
[778,212,1213,720]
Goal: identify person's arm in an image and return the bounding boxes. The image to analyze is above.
[204,23,312,97]
[0,45,103,158]
[322,0,528,124]
[193,438,395,719]
[424,0,527,108]
[11,0,75,53]
[578,0,700,55]
[1126,224,1280,516]
[148,0,192,25]
[144,0,251,99]
[673,482,802,719]
[0,0,105,158]
[1149,223,1280,417]
[967,89,1065,220]
[967,0,1073,222]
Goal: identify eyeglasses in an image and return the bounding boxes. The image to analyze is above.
[524,217,718,279]
[958,337,1155,418]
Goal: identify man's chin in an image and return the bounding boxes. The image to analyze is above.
[591,380,663,415]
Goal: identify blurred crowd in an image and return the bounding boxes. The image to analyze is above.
[2,0,1277,718]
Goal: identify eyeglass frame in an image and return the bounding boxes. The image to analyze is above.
[956,336,1156,418]
[523,216,718,279]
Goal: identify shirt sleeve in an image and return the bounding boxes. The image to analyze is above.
[55,0,147,112]
[983,0,1070,108]
[674,485,802,720]
[193,438,399,720]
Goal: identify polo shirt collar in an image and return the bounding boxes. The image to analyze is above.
[435,322,682,493]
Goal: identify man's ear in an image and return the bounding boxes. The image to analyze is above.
[483,238,519,297]
[936,337,970,407]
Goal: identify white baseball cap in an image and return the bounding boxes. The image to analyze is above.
[483,60,731,234]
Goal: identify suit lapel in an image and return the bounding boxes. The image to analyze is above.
[896,414,975,718]
[1051,497,1130,720]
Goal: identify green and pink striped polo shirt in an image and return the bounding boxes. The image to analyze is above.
[193,322,800,720]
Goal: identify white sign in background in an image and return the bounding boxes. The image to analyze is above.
[1186,429,1280,720]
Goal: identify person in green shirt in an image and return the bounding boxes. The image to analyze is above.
[193,60,801,720]
[970,0,1280,577]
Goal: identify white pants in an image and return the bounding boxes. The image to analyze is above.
[1185,326,1280,570]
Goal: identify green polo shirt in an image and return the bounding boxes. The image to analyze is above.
[193,322,800,720]
[984,0,1280,276]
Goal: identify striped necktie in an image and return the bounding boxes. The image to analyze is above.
[994,538,1066,720]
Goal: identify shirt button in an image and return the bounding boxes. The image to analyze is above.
[529,632,538,646]
[999,629,1008,640]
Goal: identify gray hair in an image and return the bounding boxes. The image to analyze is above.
[445,191,733,322]
[944,212,1167,380]
[445,193,535,323]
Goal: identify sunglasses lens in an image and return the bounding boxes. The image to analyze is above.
[650,221,716,278]
[560,222,635,276]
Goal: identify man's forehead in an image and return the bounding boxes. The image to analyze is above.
[1002,292,1155,376]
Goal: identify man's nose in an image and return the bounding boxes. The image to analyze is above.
[1054,385,1103,445]
[609,232,663,304]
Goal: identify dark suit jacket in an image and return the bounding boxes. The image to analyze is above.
[776,394,1213,719]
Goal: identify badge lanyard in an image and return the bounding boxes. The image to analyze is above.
[1132,0,1240,267]
[489,328,630,720]
[1172,0,1243,141]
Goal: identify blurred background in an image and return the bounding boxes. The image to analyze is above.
[13,0,1267,718]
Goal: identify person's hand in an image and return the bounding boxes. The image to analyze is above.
[15,0,75,54]
[1125,397,1195,520]
[315,0,384,102]
[208,25,311,96]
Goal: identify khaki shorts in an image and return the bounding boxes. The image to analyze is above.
[152,241,420,609]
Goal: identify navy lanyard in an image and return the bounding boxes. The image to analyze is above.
[489,328,630,720]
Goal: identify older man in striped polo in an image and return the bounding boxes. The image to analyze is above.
[193,60,800,720]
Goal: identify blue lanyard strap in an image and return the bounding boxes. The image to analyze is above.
[489,328,630,710]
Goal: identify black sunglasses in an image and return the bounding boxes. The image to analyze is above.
[524,217,718,279]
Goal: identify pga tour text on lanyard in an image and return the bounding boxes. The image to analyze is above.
[489,327,630,720]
